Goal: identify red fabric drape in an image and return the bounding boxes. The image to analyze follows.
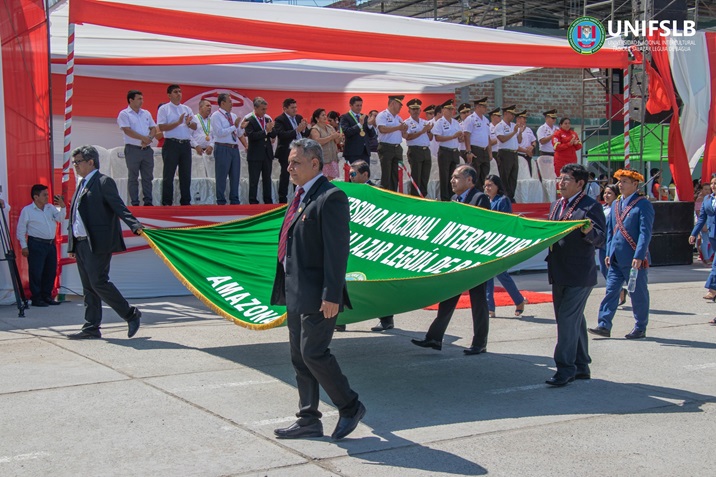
[69,0,628,69]
[703,33,716,181]
[1,0,53,294]
[644,61,671,114]
[647,33,692,200]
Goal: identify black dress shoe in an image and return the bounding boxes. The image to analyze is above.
[545,375,575,387]
[31,300,49,307]
[274,421,323,439]
[463,346,487,355]
[370,321,394,332]
[43,298,61,306]
[335,324,346,332]
[588,326,611,338]
[331,402,366,440]
[67,330,101,340]
[574,372,591,380]
[625,328,646,339]
[411,338,442,350]
[126,306,141,338]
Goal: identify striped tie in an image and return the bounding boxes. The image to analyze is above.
[277,187,303,263]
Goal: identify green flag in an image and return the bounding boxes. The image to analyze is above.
[143,183,585,330]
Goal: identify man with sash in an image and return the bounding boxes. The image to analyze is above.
[403,98,433,197]
[433,99,463,201]
[495,105,519,202]
[191,99,214,158]
[211,93,245,205]
[546,163,605,386]
[589,169,654,340]
[274,98,310,203]
[340,96,376,166]
[375,95,408,191]
[462,97,491,189]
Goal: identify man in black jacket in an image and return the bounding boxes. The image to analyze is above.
[545,163,606,386]
[66,145,144,340]
[273,98,309,203]
[339,96,376,165]
[245,97,277,204]
[411,165,492,355]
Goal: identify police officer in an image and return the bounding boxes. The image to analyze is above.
[403,98,433,197]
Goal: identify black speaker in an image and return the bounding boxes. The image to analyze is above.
[649,232,693,267]
[651,201,694,234]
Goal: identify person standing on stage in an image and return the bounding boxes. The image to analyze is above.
[245,97,278,204]
[433,100,463,201]
[16,184,65,307]
[66,146,144,340]
[340,96,376,166]
[375,95,407,191]
[274,98,310,203]
[463,97,492,189]
[403,98,433,197]
[495,105,519,202]
[157,84,197,206]
[537,109,559,174]
[271,138,365,441]
[117,90,157,206]
[211,93,245,205]
[516,110,536,177]
[552,117,582,176]
[191,99,214,157]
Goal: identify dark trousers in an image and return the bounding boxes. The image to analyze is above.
[214,144,241,205]
[27,237,56,301]
[124,145,154,206]
[497,150,518,201]
[407,146,431,197]
[378,143,402,192]
[74,239,132,333]
[438,147,460,201]
[287,311,359,422]
[161,139,192,205]
[248,158,273,204]
[470,146,491,189]
[552,285,593,379]
[426,282,489,348]
[277,154,290,203]
[598,258,650,332]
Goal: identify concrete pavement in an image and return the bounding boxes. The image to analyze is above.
[1,264,714,476]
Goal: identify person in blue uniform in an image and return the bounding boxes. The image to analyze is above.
[589,169,654,340]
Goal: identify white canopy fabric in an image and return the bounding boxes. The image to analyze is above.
[49,0,627,93]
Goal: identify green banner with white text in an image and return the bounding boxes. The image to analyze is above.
[143,183,585,330]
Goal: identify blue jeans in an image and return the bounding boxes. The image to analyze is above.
[486,271,525,312]
[214,144,241,205]
[705,237,716,290]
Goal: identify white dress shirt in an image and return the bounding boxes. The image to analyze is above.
[489,123,499,152]
[157,102,196,140]
[537,123,559,153]
[16,202,64,248]
[463,113,490,148]
[71,170,98,238]
[117,106,156,146]
[375,109,404,144]
[404,117,431,147]
[433,117,461,149]
[210,109,244,145]
[518,126,536,151]
[495,120,519,150]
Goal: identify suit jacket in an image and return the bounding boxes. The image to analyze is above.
[489,194,512,213]
[454,187,491,209]
[606,194,654,265]
[245,114,277,162]
[273,113,309,161]
[693,194,716,239]
[271,176,352,314]
[67,172,142,254]
[546,193,606,287]
[340,112,376,158]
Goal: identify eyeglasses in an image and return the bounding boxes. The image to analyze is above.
[557,176,575,183]
[72,159,88,166]
[349,171,357,178]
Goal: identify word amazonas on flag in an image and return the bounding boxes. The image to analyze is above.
[143,183,586,330]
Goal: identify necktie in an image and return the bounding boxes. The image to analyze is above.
[559,197,568,218]
[224,112,237,142]
[259,116,265,129]
[277,187,304,263]
[288,115,299,139]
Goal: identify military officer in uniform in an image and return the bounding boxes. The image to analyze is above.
[403,98,433,197]
[463,97,491,189]
[432,100,463,201]
[494,105,519,201]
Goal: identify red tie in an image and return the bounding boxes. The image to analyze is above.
[258,116,265,129]
[559,197,568,218]
[277,187,303,263]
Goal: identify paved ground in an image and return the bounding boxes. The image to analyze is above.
[1,263,715,476]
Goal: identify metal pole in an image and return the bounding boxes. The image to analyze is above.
[623,65,630,169]
[62,21,75,200]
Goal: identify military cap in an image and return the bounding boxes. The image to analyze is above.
[488,107,502,117]
[458,103,472,114]
[440,99,455,110]
[473,97,489,106]
[388,95,405,104]
[407,98,422,109]
[501,105,517,114]
[423,104,436,114]
[542,109,558,118]
[516,110,528,117]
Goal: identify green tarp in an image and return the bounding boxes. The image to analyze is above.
[587,124,669,163]
[143,183,586,330]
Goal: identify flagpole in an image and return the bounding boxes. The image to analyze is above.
[623,65,630,169]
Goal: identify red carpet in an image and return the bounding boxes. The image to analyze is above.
[424,287,553,310]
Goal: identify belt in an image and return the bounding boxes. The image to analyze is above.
[28,236,54,244]
[165,138,190,144]
[439,146,459,152]
[517,153,529,158]
[125,144,148,149]
[470,145,489,150]
[408,145,429,150]
[75,236,88,241]
[379,143,401,148]
[541,151,554,156]
[500,149,517,153]
[216,142,238,149]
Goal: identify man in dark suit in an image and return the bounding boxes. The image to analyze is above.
[411,165,492,355]
[274,98,309,203]
[245,97,278,204]
[546,163,605,386]
[66,145,145,340]
[271,138,365,441]
[340,96,376,165]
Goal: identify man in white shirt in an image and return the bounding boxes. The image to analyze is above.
[16,184,65,307]
[516,110,537,177]
[117,90,157,206]
[210,93,246,205]
[433,99,463,201]
[157,84,197,206]
[191,99,214,157]
[403,98,433,197]
[463,97,492,189]
[488,108,502,158]
[495,105,520,201]
[376,95,408,191]
[537,109,559,177]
